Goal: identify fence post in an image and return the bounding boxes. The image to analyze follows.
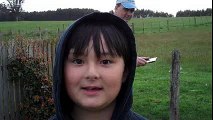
[39,27,41,39]
[9,29,12,36]
[167,20,170,31]
[181,18,184,28]
[205,16,209,24]
[170,50,180,120]
[142,22,144,34]
[188,18,191,26]
[57,27,60,35]
[158,21,161,32]
[63,24,65,30]
[18,30,20,35]
[201,16,203,25]
[194,17,197,26]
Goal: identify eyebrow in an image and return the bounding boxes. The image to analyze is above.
[100,52,112,56]
[68,49,117,57]
[124,8,135,12]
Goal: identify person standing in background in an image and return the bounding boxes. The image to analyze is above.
[114,0,150,67]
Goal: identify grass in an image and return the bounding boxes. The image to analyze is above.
[0,21,72,32]
[0,21,73,40]
[0,16,211,36]
[130,16,212,34]
[132,25,212,120]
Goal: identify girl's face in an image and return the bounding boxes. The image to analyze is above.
[64,36,125,111]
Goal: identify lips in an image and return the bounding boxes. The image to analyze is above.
[81,86,103,96]
[82,86,102,90]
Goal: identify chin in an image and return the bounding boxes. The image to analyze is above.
[83,105,105,111]
[80,101,107,111]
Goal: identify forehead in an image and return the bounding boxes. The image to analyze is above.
[118,4,135,12]
[69,34,109,55]
[88,35,108,50]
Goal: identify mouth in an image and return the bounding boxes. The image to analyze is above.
[82,86,103,90]
[81,86,103,96]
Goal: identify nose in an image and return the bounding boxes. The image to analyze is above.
[126,10,133,16]
[85,63,100,80]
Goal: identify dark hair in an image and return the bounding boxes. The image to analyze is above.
[64,21,131,67]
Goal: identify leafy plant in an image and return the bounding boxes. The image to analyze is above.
[7,38,55,119]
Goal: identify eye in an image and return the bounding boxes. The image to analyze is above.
[72,59,84,64]
[124,8,129,12]
[123,8,134,13]
[100,60,112,65]
[130,9,135,13]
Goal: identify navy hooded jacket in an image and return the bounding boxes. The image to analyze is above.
[50,12,147,120]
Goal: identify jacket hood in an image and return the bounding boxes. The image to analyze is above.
[53,12,137,120]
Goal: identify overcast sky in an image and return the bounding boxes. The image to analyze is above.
[0,0,212,16]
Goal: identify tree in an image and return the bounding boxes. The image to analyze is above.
[6,0,24,21]
[0,3,10,21]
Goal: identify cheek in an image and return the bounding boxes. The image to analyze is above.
[103,69,124,90]
[64,64,82,82]
[105,73,123,100]
[64,66,73,83]
[64,66,81,91]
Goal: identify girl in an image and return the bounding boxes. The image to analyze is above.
[51,12,146,120]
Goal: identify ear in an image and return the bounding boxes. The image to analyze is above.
[114,5,118,11]
[115,4,121,11]
[122,69,129,83]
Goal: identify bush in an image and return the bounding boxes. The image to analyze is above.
[7,38,55,119]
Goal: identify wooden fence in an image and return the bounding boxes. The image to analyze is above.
[131,16,212,34]
[0,39,56,119]
[0,16,211,41]
[170,50,180,120]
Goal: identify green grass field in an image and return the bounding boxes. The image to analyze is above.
[0,16,211,35]
[133,25,212,120]
[0,16,212,119]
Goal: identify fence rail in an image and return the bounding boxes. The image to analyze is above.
[0,16,212,40]
[131,16,212,34]
[0,40,56,119]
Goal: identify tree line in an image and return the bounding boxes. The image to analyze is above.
[0,2,212,21]
[20,8,99,21]
[134,9,174,18]
[176,8,212,17]
[0,3,99,21]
